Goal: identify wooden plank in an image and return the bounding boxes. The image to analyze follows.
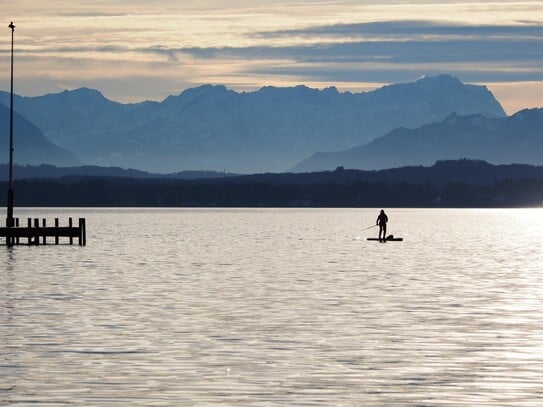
[0,226,81,238]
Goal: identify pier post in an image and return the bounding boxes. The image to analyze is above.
[33,218,39,245]
[42,218,46,245]
[27,218,31,245]
[5,218,12,247]
[15,217,19,245]
[78,218,86,246]
[55,218,59,245]
[69,217,73,245]
[6,23,15,231]
[5,219,10,247]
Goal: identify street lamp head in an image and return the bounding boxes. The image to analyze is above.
[9,22,15,31]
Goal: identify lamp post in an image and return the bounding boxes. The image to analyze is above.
[6,21,15,230]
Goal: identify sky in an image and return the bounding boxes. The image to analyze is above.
[2,0,543,113]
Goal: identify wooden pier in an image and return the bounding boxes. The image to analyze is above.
[0,25,87,248]
[1,217,86,246]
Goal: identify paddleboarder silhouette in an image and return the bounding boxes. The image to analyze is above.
[376,209,388,242]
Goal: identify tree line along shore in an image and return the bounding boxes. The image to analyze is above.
[2,160,543,208]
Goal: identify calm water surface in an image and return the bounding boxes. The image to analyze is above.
[1,208,543,406]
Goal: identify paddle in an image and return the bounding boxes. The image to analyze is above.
[363,224,377,230]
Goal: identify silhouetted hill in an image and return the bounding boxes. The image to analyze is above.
[0,164,235,181]
[0,75,505,173]
[7,159,537,185]
[3,160,543,207]
[217,159,543,186]
[293,109,543,172]
[0,104,80,166]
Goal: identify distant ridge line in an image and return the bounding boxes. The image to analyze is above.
[3,159,543,186]
[0,164,238,181]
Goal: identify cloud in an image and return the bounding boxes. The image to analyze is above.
[4,19,543,78]
[176,38,543,65]
[23,19,540,65]
[243,62,543,84]
[4,21,543,87]
[3,7,543,113]
[252,20,543,40]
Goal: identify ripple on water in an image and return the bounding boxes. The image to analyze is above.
[1,208,543,405]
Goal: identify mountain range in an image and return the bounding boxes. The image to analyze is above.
[0,75,505,173]
[0,104,79,167]
[292,108,543,172]
[0,164,232,181]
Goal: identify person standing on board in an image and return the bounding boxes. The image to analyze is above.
[376,209,388,242]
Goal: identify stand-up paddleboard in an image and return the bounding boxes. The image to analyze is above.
[367,236,403,242]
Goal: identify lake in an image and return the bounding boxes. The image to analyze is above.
[1,208,543,405]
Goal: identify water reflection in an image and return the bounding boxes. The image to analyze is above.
[1,208,543,405]
[1,248,17,395]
